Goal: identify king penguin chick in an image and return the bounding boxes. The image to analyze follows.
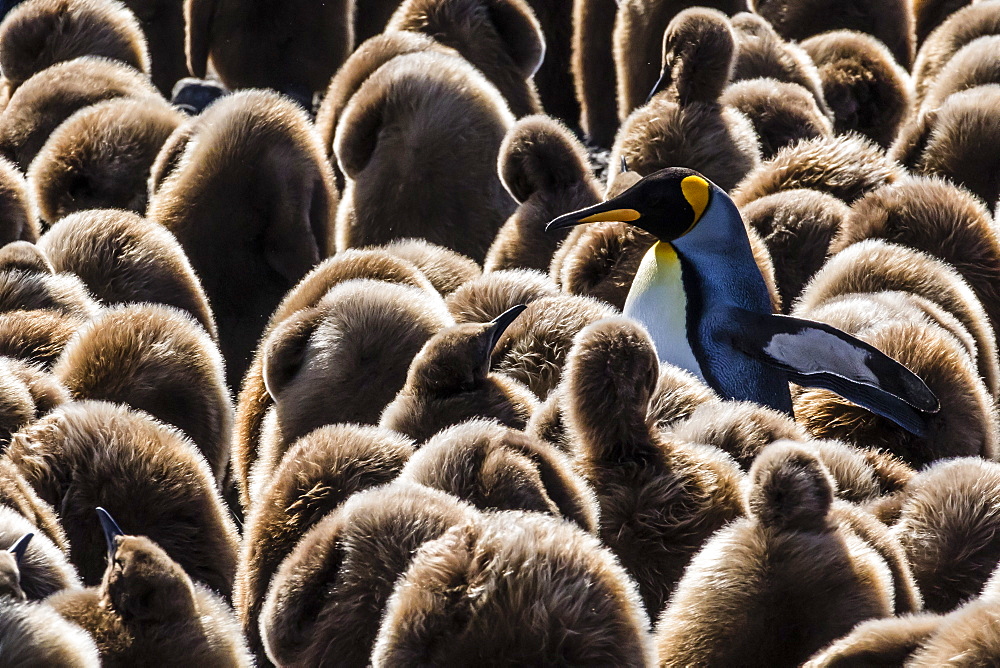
[236,424,415,664]
[120,0,187,96]
[146,89,337,387]
[562,317,745,616]
[804,612,943,666]
[548,167,940,436]
[28,96,184,225]
[572,0,621,148]
[0,456,68,552]
[445,268,557,324]
[396,418,598,531]
[38,209,216,338]
[333,51,515,264]
[914,0,979,45]
[801,30,913,149]
[0,56,160,171]
[0,310,80,369]
[51,304,232,481]
[49,508,252,666]
[918,35,1000,114]
[832,176,1000,340]
[656,441,909,666]
[5,400,239,595]
[732,133,905,207]
[740,188,851,310]
[0,532,100,667]
[379,305,538,443]
[379,238,482,296]
[485,114,602,273]
[610,7,761,190]
[386,0,545,117]
[0,0,149,93]
[259,482,477,667]
[371,511,656,666]
[912,0,1000,104]
[0,508,78,599]
[0,354,67,445]
[0,243,98,319]
[0,156,39,243]
[184,0,354,100]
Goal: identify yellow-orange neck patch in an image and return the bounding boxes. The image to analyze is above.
[680,175,710,232]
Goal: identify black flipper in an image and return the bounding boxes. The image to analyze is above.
[728,308,939,436]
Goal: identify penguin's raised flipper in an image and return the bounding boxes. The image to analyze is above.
[728,308,939,436]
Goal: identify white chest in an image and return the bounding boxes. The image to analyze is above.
[623,242,705,381]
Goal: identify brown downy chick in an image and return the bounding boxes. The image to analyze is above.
[50,509,251,666]
[259,482,477,667]
[732,133,905,207]
[380,305,537,442]
[912,0,1000,104]
[890,85,1000,207]
[0,457,68,551]
[371,511,656,666]
[522,0,580,125]
[741,188,850,310]
[28,96,184,225]
[5,400,239,595]
[379,238,482,296]
[610,7,761,189]
[0,56,159,170]
[386,0,545,117]
[801,30,913,149]
[914,0,979,45]
[804,613,943,667]
[795,239,1000,397]
[656,442,905,666]
[147,89,337,388]
[919,35,1000,113]
[0,532,99,667]
[0,354,67,446]
[719,78,832,159]
[832,176,1000,340]
[52,304,231,481]
[0,309,83,368]
[0,243,98,319]
[751,0,915,69]
[797,439,914,507]
[485,114,601,273]
[397,418,599,531]
[572,0,621,148]
[236,424,415,664]
[333,51,515,264]
[564,317,744,616]
[613,0,750,120]
[184,0,354,98]
[445,268,557,324]
[38,209,216,338]
[0,156,39,243]
[490,294,616,399]
[0,512,77,600]
[0,0,149,93]
[119,0,186,95]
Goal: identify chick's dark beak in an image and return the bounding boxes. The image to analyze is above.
[96,507,125,559]
[487,304,527,353]
[7,533,32,566]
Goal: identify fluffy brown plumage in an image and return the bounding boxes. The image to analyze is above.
[184,0,354,96]
[49,531,251,666]
[741,188,850,310]
[38,209,216,338]
[572,0,620,147]
[118,0,186,94]
[235,424,414,665]
[445,268,557,324]
[610,7,761,189]
[0,457,68,551]
[804,613,943,667]
[920,35,1000,113]
[379,316,538,442]
[485,114,601,272]
[914,0,978,45]
[0,595,100,667]
[0,506,78,600]
[751,0,914,68]
[0,354,67,446]
[912,0,1000,103]
[732,133,905,207]
[397,419,598,530]
[379,238,482,296]
[0,248,98,319]
[333,51,515,263]
[371,511,656,665]
[51,304,231,481]
[5,400,240,595]
[0,56,159,170]
[259,482,477,667]
[28,97,183,225]
[0,0,149,92]
[563,317,744,616]
[656,442,913,666]
[0,157,38,244]
[719,78,832,159]
[386,0,544,117]
[522,0,579,125]
[801,30,913,148]
[146,89,336,387]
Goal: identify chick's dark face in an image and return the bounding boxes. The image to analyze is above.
[546,167,712,242]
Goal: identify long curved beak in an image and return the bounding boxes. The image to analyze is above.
[487,304,527,352]
[646,67,671,105]
[96,507,125,558]
[7,533,32,566]
[545,200,642,233]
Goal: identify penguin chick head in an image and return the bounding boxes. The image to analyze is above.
[407,305,526,395]
[547,167,714,243]
[0,533,32,600]
[96,508,197,623]
[747,441,836,532]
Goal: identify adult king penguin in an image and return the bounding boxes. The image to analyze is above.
[547,167,939,435]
